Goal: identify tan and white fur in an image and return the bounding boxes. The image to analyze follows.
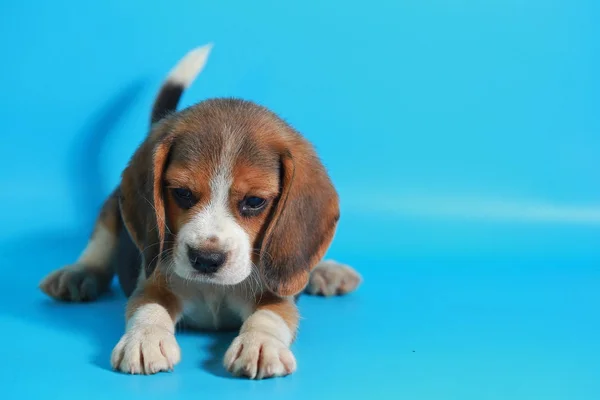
[40,44,362,379]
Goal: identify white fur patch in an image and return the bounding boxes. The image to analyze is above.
[241,309,292,346]
[166,43,213,88]
[77,224,116,267]
[126,303,175,332]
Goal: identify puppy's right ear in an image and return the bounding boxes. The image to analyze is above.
[119,121,175,278]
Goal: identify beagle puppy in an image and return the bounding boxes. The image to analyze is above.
[40,44,361,379]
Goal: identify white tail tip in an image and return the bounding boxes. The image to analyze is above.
[166,43,213,88]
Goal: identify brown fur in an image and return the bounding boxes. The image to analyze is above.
[119,120,175,277]
[126,271,182,321]
[256,293,299,334]
[257,134,340,296]
[96,190,121,236]
[164,166,212,236]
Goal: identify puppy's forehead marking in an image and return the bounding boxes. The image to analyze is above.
[215,124,245,177]
[168,99,283,170]
[204,125,247,215]
[207,157,233,228]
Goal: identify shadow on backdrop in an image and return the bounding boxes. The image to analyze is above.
[0,82,146,371]
[69,80,147,227]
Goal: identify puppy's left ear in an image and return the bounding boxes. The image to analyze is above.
[260,137,340,297]
[119,121,175,278]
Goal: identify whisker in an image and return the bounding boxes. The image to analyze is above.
[139,193,173,236]
[252,249,274,266]
[139,241,177,255]
[251,264,263,303]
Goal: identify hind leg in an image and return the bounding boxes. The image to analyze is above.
[40,191,121,302]
[305,260,362,296]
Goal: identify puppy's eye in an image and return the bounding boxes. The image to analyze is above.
[171,188,197,209]
[240,196,267,216]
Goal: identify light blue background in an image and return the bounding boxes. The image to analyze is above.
[0,1,598,399]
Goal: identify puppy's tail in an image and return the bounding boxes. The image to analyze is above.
[151,43,213,125]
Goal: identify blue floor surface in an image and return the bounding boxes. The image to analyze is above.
[1,229,598,399]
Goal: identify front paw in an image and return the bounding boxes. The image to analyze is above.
[223,332,296,379]
[111,325,181,375]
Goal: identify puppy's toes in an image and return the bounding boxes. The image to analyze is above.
[39,265,110,302]
[305,260,362,296]
[111,325,180,375]
[224,332,296,379]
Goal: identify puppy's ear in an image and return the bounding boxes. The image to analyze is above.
[260,139,340,297]
[119,122,174,278]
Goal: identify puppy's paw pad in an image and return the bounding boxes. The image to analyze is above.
[306,260,362,296]
[111,325,180,375]
[39,265,107,302]
[224,332,296,379]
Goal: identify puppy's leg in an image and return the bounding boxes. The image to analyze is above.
[224,295,298,379]
[111,272,182,375]
[305,260,362,296]
[40,191,120,301]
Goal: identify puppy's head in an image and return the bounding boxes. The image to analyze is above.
[120,99,339,296]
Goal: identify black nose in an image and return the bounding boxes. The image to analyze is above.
[187,247,226,273]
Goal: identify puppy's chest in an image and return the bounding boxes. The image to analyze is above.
[179,290,246,331]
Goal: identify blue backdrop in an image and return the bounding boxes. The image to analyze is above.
[1,1,598,399]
